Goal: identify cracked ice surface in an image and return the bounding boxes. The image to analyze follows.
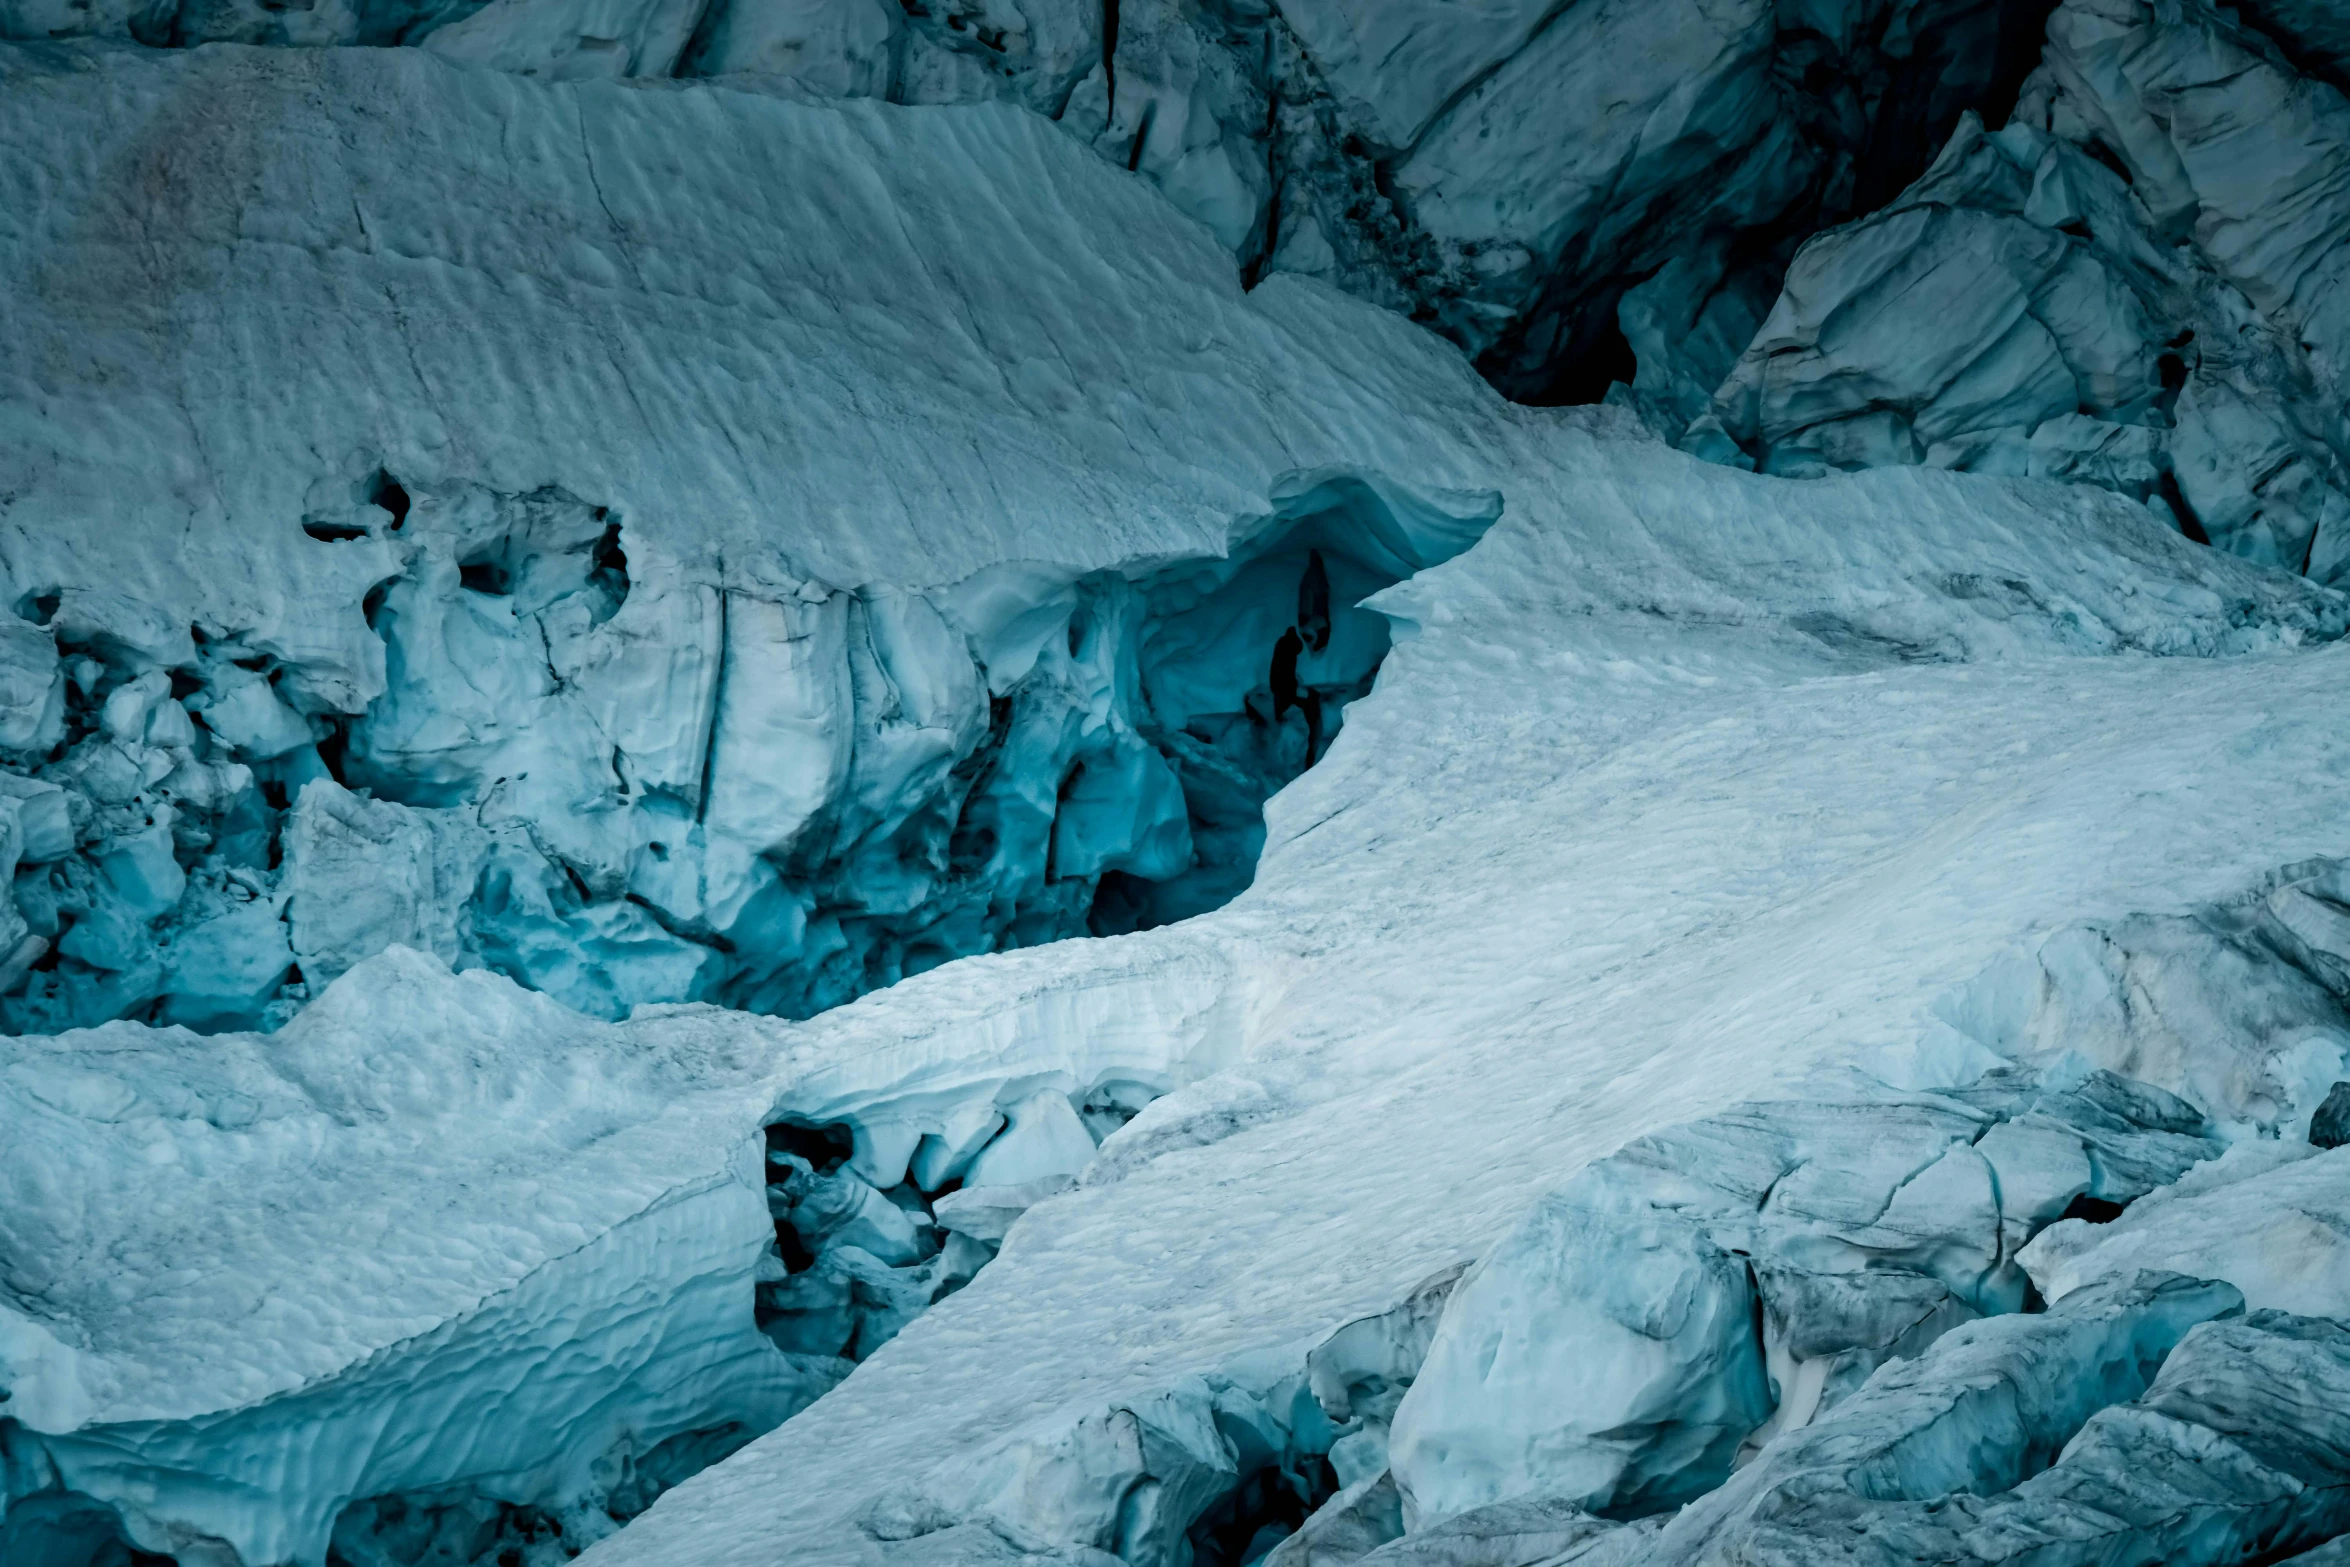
[0,41,1513,1034]
[585,445,2350,1564]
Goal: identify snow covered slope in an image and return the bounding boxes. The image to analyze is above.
[578,428,2350,1564]
[0,950,840,1566]
[0,40,1523,1033]
[10,412,2341,1565]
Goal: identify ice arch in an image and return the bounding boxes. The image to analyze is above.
[1096,474,1503,932]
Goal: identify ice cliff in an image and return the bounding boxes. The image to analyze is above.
[6,6,2350,1567]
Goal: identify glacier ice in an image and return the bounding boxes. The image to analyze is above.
[1694,0,2350,581]
[1640,1279,2350,1566]
[0,0,2078,410]
[2020,1142,2350,1319]
[586,484,2350,1567]
[7,7,2350,1567]
[0,39,1525,1039]
[0,949,842,1567]
[1384,1063,2217,1526]
[18,0,2350,566]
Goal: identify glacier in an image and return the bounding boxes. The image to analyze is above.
[5,6,2350,1567]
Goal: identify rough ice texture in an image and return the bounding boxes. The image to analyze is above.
[1699,0,2350,584]
[1635,1272,2350,1567]
[0,949,840,1566]
[18,34,2336,1045]
[1384,1064,2219,1525]
[580,447,2350,1564]
[0,40,1515,1036]
[2022,1142,2350,1318]
[7,27,2350,1567]
[0,0,2068,407]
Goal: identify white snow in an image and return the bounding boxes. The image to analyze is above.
[0,948,834,1565]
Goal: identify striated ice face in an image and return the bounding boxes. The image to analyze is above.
[0,469,1495,1038]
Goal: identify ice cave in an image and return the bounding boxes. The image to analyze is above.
[9,1,2350,1565]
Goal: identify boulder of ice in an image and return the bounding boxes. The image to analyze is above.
[1647,1279,2350,1567]
[1929,858,2350,1143]
[962,1090,1100,1189]
[281,779,486,987]
[1350,1493,1619,1567]
[1386,1063,2219,1526]
[1390,1184,1773,1524]
[1703,0,2350,580]
[0,612,64,756]
[1258,1471,1402,1567]
[773,1161,930,1266]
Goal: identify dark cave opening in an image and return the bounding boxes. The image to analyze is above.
[2060,1192,2128,1225]
[366,469,412,532]
[1185,1456,1342,1567]
[1091,475,1499,934]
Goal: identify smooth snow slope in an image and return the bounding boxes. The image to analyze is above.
[587,433,2350,1564]
[0,39,1517,635]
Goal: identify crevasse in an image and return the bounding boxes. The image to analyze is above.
[0,471,1495,1037]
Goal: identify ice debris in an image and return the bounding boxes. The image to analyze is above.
[851,1263,1464,1567]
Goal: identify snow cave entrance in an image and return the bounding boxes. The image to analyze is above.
[1093,475,1499,934]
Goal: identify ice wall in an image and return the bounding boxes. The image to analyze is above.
[0,466,1494,1036]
